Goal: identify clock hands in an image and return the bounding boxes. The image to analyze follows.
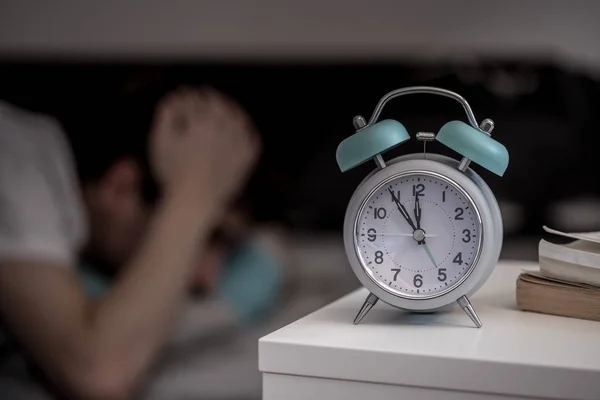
[415,193,437,266]
[422,242,437,267]
[387,186,437,268]
[388,187,432,245]
[387,188,418,232]
[376,233,438,237]
[413,190,424,244]
[414,191,422,231]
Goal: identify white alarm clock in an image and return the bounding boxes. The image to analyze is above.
[336,86,509,327]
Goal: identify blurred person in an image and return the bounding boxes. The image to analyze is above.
[0,86,282,400]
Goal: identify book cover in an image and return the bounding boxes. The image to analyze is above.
[516,271,600,322]
[516,226,600,322]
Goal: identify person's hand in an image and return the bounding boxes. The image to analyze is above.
[149,86,260,208]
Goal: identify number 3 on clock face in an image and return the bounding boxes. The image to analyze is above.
[355,170,483,299]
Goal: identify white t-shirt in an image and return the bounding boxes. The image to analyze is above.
[0,100,89,398]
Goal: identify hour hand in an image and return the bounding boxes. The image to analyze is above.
[388,188,417,232]
[414,193,422,230]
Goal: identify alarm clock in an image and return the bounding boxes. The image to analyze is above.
[336,86,509,328]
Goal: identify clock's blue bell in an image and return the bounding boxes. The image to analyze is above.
[436,120,509,177]
[336,119,410,172]
[335,86,510,177]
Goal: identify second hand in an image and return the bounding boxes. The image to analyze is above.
[422,242,437,267]
[377,232,438,237]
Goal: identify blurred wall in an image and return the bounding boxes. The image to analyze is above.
[1,0,600,72]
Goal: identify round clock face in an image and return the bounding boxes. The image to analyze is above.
[354,171,483,299]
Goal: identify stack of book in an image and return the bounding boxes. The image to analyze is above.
[516,226,600,322]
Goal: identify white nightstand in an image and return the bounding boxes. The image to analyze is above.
[258,260,600,400]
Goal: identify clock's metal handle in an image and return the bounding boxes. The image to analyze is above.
[367,86,488,135]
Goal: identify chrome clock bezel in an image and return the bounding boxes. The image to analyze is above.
[353,169,483,300]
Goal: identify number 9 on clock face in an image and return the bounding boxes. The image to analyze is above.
[355,171,483,299]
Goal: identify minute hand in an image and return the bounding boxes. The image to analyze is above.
[387,188,417,232]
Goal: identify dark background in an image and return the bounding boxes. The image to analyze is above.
[1,0,600,261]
[1,60,598,241]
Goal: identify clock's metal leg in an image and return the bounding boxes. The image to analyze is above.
[457,295,483,328]
[353,292,379,325]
